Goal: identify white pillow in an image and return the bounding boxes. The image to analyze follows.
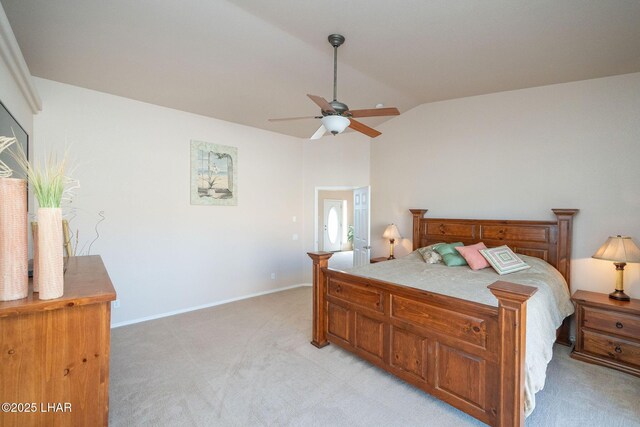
[417,244,444,264]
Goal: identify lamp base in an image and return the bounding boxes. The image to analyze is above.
[609,289,631,301]
[387,238,396,260]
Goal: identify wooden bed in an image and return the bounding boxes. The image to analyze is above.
[307,208,577,427]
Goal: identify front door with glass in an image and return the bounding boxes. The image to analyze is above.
[323,199,343,252]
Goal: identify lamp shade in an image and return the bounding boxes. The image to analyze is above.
[321,115,350,135]
[592,235,640,263]
[383,224,402,240]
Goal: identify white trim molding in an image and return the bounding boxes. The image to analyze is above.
[111,283,311,328]
[0,3,42,113]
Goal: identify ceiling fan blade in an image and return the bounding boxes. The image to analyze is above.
[310,125,327,140]
[348,118,382,138]
[268,116,320,122]
[307,94,335,113]
[348,107,400,118]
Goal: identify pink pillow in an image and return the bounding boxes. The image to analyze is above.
[455,242,490,270]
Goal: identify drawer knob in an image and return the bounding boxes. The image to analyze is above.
[615,346,622,354]
[335,285,341,292]
[616,322,623,329]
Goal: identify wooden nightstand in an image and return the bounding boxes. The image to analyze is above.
[571,290,640,377]
[370,257,389,264]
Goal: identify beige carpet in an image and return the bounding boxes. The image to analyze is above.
[109,287,640,427]
[328,250,354,271]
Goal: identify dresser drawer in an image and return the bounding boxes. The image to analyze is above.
[583,306,640,340]
[582,330,640,368]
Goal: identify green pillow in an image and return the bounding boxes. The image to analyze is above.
[434,242,468,267]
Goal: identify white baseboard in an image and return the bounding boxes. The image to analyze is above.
[110,283,312,328]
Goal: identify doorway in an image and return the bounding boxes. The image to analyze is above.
[314,186,370,269]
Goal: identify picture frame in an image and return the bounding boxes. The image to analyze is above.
[190,140,238,206]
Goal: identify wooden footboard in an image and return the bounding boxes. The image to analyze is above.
[308,252,536,426]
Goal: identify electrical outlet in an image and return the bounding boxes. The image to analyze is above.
[292,233,299,241]
[112,299,120,309]
[270,273,276,280]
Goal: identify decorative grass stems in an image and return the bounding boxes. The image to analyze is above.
[10,142,71,300]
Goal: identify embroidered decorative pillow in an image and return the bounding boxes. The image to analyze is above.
[417,244,444,264]
[434,242,468,267]
[455,242,490,270]
[479,245,530,275]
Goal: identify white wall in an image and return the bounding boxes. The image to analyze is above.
[371,73,640,298]
[34,78,305,325]
[0,1,36,137]
[302,133,370,281]
[0,57,32,136]
[31,75,372,323]
[28,71,640,321]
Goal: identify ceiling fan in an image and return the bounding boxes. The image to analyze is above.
[269,34,400,139]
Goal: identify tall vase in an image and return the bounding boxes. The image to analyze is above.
[0,178,28,301]
[37,207,63,300]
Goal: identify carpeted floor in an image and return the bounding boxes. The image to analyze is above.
[109,287,640,427]
[328,250,354,270]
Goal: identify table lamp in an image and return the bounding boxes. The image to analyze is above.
[592,235,640,301]
[383,224,402,260]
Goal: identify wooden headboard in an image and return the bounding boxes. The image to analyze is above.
[409,209,578,288]
[410,208,578,345]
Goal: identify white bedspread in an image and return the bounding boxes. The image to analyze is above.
[343,251,575,416]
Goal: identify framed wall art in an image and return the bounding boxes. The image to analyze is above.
[0,99,28,180]
[190,140,237,206]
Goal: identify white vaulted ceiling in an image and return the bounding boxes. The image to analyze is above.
[2,0,640,138]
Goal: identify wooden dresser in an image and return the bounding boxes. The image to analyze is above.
[571,290,640,377]
[0,255,116,426]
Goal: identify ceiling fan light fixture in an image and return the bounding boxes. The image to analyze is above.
[321,115,350,135]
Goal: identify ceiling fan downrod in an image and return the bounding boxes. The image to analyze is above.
[328,34,345,103]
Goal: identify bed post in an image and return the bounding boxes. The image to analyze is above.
[488,281,538,427]
[551,209,578,287]
[307,252,332,348]
[552,208,578,345]
[409,209,428,250]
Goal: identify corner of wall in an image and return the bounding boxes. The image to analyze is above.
[0,2,41,117]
